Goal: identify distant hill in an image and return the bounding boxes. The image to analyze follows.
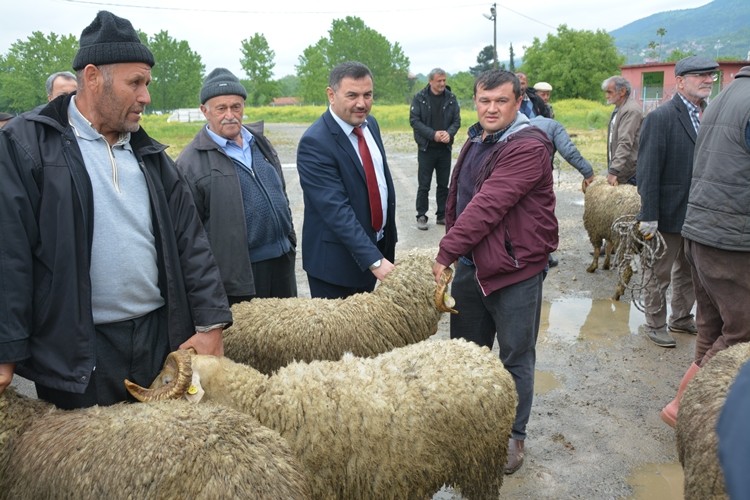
[610,0,750,63]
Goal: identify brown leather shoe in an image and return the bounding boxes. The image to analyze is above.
[504,438,525,474]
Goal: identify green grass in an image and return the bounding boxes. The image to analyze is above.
[142,98,611,160]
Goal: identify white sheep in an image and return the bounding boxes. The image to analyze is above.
[677,342,750,500]
[127,338,518,500]
[0,388,312,499]
[582,177,642,299]
[223,248,455,374]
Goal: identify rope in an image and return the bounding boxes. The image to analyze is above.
[610,215,667,311]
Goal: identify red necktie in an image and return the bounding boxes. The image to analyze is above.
[352,126,383,232]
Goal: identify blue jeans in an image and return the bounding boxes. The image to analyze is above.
[450,262,544,440]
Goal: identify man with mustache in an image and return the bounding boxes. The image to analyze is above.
[297,61,397,299]
[636,55,718,352]
[177,68,297,303]
[0,11,232,408]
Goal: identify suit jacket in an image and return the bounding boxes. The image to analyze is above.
[296,110,397,289]
[636,94,698,233]
[607,97,643,183]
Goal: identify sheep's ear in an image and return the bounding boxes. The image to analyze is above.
[185,371,205,403]
[435,267,458,314]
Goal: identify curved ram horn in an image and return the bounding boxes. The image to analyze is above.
[435,267,458,314]
[125,349,193,402]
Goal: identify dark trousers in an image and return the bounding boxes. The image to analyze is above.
[416,148,451,220]
[307,275,375,299]
[450,262,544,440]
[307,239,385,299]
[685,239,750,366]
[35,307,169,409]
[228,250,297,305]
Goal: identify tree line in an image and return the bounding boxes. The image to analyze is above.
[0,19,624,114]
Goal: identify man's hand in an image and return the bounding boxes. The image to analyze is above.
[582,175,595,191]
[0,363,16,396]
[372,258,396,281]
[434,130,450,143]
[639,221,659,240]
[607,173,619,186]
[180,328,224,357]
[432,260,447,284]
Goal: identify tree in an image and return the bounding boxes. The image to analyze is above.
[470,45,497,76]
[145,30,204,112]
[509,43,516,72]
[520,25,624,101]
[277,74,300,97]
[240,33,278,105]
[447,71,475,105]
[0,31,78,112]
[296,16,410,104]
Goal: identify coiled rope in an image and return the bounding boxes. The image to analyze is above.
[610,215,667,311]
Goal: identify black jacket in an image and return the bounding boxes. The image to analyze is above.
[176,122,296,297]
[523,88,551,119]
[409,84,461,151]
[0,94,232,393]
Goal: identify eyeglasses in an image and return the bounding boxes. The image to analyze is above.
[683,72,718,82]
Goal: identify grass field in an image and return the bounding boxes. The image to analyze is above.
[143,98,611,167]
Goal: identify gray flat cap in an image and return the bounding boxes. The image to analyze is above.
[675,56,719,76]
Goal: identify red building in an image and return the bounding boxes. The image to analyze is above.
[619,60,748,112]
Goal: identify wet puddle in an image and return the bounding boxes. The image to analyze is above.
[540,297,642,345]
[627,462,684,499]
[534,370,561,395]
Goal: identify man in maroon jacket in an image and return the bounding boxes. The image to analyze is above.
[433,69,558,475]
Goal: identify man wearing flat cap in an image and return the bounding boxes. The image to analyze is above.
[663,62,750,430]
[635,55,718,353]
[533,81,554,118]
[0,10,232,408]
[176,68,297,303]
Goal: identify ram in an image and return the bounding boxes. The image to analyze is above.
[223,248,456,373]
[0,389,311,500]
[128,339,517,500]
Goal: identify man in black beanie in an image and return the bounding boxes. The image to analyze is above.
[0,11,232,409]
[177,68,297,303]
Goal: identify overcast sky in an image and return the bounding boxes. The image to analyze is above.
[2,0,711,80]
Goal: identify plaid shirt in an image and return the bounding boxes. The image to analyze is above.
[678,93,701,134]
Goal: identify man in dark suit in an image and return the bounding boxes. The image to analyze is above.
[296,61,397,299]
[636,55,718,354]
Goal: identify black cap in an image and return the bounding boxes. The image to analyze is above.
[0,112,14,121]
[674,56,719,76]
[72,11,155,71]
[200,68,247,104]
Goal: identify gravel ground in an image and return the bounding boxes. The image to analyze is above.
[13,121,690,499]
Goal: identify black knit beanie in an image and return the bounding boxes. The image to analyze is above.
[200,68,247,104]
[72,11,155,71]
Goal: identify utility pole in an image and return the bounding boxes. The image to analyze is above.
[483,3,498,69]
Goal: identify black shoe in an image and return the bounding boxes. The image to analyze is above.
[436,217,445,225]
[416,215,428,231]
[548,254,558,268]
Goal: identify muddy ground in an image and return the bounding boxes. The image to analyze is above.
[13,122,690,499]
[268,123,691,499]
